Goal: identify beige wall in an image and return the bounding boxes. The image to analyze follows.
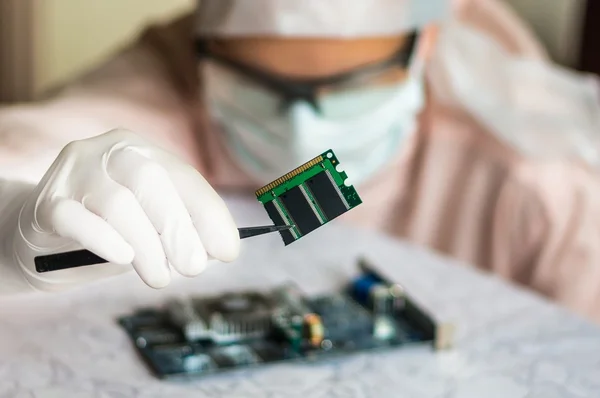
[35,0,586,94]
[503,0,586,66]
[35,0,195,95]
[0,0,589,102]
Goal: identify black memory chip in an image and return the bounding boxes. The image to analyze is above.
[263,200,295,245]
[306,171,348,221]
[279,186,322,236]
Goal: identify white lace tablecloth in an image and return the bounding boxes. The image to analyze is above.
[1,197,599,398]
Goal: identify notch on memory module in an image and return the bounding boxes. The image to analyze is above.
[256,150,362,245]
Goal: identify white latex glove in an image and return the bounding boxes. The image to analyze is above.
[5,128,240,292]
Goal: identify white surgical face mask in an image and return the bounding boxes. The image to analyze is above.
[202,61,425,185]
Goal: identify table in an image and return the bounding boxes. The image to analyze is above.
[1,197,599,398]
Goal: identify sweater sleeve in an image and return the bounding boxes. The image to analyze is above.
[492,160,600,324]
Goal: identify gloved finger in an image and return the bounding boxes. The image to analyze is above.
[37,198,134,264]
[83,180,171,288]
[107,150,208,277]
[154,151,240,262]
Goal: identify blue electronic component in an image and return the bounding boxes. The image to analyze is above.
[351,274,380,305]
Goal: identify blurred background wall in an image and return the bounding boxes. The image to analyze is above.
[38,0,195,95]
[503,0,586,67]
[0,0,592,103]
[0,0,194,102]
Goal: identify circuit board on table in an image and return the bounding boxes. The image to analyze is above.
[118,259,454,380]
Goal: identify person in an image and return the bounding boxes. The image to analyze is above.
[1,0,600,322]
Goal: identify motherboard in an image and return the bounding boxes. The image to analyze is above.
[118,259,454,379]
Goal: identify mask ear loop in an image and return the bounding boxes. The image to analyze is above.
[407,27,433,79]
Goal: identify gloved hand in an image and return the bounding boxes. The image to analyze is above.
[3,128,240,292]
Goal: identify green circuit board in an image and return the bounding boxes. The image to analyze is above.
[255,150,362,245]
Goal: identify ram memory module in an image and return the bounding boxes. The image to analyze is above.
[256,150,362,245]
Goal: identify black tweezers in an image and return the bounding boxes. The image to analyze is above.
[34,224,294,273]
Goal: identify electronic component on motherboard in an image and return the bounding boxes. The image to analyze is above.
[166,292,274,343]
[271,283,325,350]
[209,344,262,367]
[118,258,454,380]
[304,313,325,347]
[256,149,362,245]
[310,293,374,346]
[166,298,206,341]
[182,353,215,373]
[355,257,455,350]
[351,274,405,315]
